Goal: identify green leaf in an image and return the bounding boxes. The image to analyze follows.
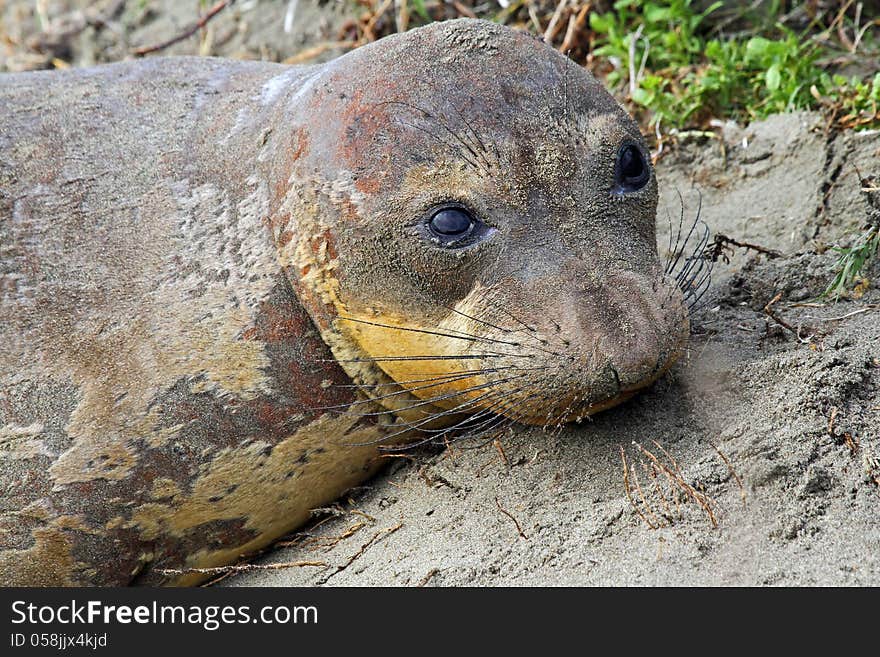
[700,1,724,19]
[631,87,654,106]
[765,64,781,92]
[644,5,671,22]
[745,37,770,58]
[410,0,430,22]
[705,40,722,58]
[589,12,613,34]
[640,74,664,90]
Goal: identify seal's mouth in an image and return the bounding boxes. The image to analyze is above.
[507,342,685,426]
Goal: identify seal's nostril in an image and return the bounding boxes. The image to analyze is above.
[607,364,622,393]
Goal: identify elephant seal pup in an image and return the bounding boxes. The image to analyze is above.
[0,19,688,586]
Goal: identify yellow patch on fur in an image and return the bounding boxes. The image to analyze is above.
[123,412,389,586]
[334,286,509,420]
[338,313,490,412]
[0,423,49,460]
[0,520,85,586]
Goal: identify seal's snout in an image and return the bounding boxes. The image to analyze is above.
[573,270,687,392]
[496,267,688,426]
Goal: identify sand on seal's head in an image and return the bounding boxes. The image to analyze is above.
[276,18,690,427]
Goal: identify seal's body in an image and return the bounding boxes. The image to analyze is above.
[0,20,688,585]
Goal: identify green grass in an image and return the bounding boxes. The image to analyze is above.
[824,225,880,300]
[588,0,879,131]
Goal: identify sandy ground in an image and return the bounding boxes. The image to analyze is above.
[3,1,878,586]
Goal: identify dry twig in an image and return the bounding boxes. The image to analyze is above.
[708,441,746,505]
[158,560,327,577]
[133,0,231,56]
[318,522,403,584]
[705,233,783,263]
[764,292,815,343]
[621,446,657,529]
[495,496,529,539]
[622,442,722,529]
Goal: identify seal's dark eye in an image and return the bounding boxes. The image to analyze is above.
[422,204,494,249]
[614,143,650,192]
[429,207,474,237]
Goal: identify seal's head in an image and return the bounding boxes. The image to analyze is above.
[277,19,689,429]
